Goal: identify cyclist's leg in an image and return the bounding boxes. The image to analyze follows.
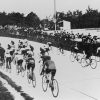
[17,59,23,72]
[31,63,35,77]
[6,57,8,69]
[51,69,56,81]
[9,57,12,69]
[45,68,51,83]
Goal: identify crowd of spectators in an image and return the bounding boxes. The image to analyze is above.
[0,25,100,56]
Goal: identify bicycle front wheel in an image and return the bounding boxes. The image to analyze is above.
[90,59,97,69]
[27,71,31,84]
[42,75,48,92]
[51,79,59,98]
[32,72,36,88]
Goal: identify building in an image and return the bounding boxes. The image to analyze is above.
[59,20,71,30]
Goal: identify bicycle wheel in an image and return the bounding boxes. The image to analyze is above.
[32,72,36,88]
[42,75,48,92]
[51,79,59,98]
[90,59,97,69]
[27,71,31,84]
[70,53,75,62]
[81,58,87,67]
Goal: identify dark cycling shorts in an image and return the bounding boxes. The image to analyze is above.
[27,63,35,71]
[22,50,27,55]
[45,69,56,77]
[41,55,51,64]
[10,50,15,56]
[0,54,5,60]
[6,57,12,63]
[17,59,23,66]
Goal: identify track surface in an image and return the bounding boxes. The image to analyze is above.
[0,37,100,100]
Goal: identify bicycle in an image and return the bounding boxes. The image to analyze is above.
[42,71,59,97]
[81,56,97,69]
[27,68,36,88]
[70,51,81,63]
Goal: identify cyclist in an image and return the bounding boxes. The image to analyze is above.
[47,42,52,50]
[15,48,24,73]
[41,55,56,86]
[40,45,49,56]
[10,41,15,61]
[71,43,79,53]
[27,45,34,57]
[18,40,23,50]
[5,44,12,70]
[0,43,5,64]
[26,53,35,78]
[83,42,93,61]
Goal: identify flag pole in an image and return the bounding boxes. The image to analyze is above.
[54,0,56,33]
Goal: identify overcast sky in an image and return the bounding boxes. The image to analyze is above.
[0,0,100,19]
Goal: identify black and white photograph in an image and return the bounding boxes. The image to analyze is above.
[0,0,100,100]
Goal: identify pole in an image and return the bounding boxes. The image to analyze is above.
[54,0,56,33]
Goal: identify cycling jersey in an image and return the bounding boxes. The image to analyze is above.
[41,55,51,64]
[44,60,56,70]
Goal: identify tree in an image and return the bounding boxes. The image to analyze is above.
[25,12,40,29]
[8,12,25,26]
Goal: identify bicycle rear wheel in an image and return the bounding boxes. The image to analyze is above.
[90,59,97,69]
[27,71,31,84]
[81,58,87,67]
[32,72,36,88]
[42,75,48,92]
[51,79,59,98]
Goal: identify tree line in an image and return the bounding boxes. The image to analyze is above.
[0,6,100,29]
[0,12,41,29]
[57,6,100,29]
